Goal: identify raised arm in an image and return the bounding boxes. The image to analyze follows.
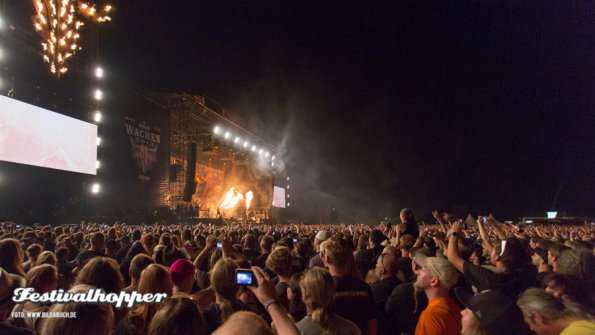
[446,221,465,273]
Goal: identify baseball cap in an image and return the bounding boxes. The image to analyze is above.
[455,288,525,335]
[315,230,332,242]
[142,234,153,244]
[169,259,195,284]
[413,251,459,289]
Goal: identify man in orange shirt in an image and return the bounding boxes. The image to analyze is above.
[413,251,462,335]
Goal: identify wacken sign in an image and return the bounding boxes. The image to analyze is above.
[124,117,161,183]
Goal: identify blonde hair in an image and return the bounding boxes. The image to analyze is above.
[0,238,25,276]
[130,264,174,334]
[40,284,114,335]
[210,258,239,323]
[212,311,273,335]
[26,264,57,293]
[517,288,588,321]
[148,296,204,335]
[461,311,490,335]
[299,267,338,335]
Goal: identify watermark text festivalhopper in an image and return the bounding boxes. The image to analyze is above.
[13,288,168,309]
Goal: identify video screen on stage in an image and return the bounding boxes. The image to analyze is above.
[272,186,286,208]
[0,95,97,175]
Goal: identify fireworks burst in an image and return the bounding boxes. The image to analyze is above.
[32,0,112,78]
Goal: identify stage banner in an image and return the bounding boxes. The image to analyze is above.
[124,118,162,183]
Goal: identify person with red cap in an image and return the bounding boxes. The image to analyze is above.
[170,259,196,294]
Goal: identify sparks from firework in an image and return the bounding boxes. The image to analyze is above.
[32,0,112,77]
[219,187,254,211]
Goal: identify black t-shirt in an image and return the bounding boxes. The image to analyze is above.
[371,277,402,335]
[462,261,537,298]
[397,257,414,282]
[385,282,428,335]
[334,275,376,335]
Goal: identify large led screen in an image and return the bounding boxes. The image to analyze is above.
[0,95,97,175]
[272,186,286,208]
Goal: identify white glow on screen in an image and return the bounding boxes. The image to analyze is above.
[547,211,558,219]
[272,186,286,208]
[0,95,97,175]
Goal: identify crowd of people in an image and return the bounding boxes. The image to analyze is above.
[0,208,594,335]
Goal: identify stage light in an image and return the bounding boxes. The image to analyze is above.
[224,132,230,139]
[94,111,102,122]
[91,183,100,194]
[213,126,221,134]
[243,141,249,148]
[251,146,257,152]
[258,149,263,155]
[547,211,557,219]
[96,160,100,169]
[265,151,270,158]
[287,194,290,198]
[234,137,240,144]
[94,89,103,100]
[271,162,275,167]
[96,137,101,145]
[271,155,276,160]
[287,202,291,207]
[286,176,290,181]
[95,66,103,78]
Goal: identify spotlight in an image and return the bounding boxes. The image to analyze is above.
[271,162,275,167]
[91,183,100,194]
[213,126,220,134]
[251,146,257,152]
[286,176,290,181]
[265,151,270,158]
[243,141,249,148]
[234,137,240,144]
[287,202,291,207]
[96,160,100,169]
[94,89,103,100]
[258,149,263,155]
[271,155,276,160]
[96,137,101,145]
[287,185,290,189]
[95,67,103,78]
[94,111,102,122]
[224,132,230,139]
[287,194,290,198]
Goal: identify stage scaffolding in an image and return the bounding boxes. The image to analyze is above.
[160,93,273,220]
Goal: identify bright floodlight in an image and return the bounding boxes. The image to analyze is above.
[91,183,100,194]
[96,160,100,169]
[96,137,101,146]
[547,211,558,219]
[287,202,291,207]
[243,141,249,148]
[271,155,276,160]
[94,111,102,122]
[251,146,257,152]
[286,176,290,181]
[95,67,103,78]
[224,132,230,139]
[271,162,275,167]
[213,126,221,134]
[258,149,263,155]
[234,137,240,144]
[265,151,270,158]
[94,89,103,100]
[287,185,290,189]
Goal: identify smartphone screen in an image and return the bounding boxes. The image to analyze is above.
[216,242,222,249]
[293,238,298,243]
[235,269,256,286]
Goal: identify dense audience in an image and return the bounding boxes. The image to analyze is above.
[0,208,594,335]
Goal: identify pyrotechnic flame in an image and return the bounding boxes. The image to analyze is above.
[224,193,244,210]
[32,1,112,78]
[245,191,253,211]
[219,186,235,209]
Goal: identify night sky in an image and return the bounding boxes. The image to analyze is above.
[6,1,595,222]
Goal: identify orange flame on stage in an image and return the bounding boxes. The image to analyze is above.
[245,191,254,211]
[219,187,254,212]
